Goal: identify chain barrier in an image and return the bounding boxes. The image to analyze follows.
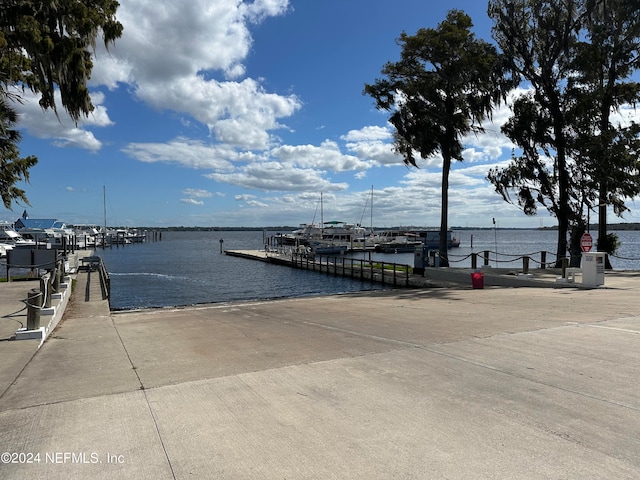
[609,253,640,261]
[447,250,561,269]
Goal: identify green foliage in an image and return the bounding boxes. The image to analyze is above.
[597,232,620,255]
[365,10,507,167]
[0,96,37,208]
[0,0,122,209]
[365,10,510,266]
[0,0,123,121]
[486,0,640,266]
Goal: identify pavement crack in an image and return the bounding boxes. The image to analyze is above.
[111,316,177,480]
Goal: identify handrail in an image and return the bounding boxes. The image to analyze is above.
[81,255,110,301]
[286,250,412,287]
[98,257,111,301]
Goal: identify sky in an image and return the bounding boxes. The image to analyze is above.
[3,0,640,229]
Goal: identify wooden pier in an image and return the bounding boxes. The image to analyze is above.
[225,248,589,289]
[225,248,436,288]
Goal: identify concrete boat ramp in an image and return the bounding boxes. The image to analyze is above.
[1,254,639,478]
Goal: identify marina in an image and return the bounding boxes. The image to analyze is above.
[4,228,640,311]
[1,243,640,479]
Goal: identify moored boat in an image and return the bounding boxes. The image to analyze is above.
[374,229,460,252]
[0,221,37,248]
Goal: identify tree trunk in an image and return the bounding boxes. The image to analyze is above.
[439,154,451,267]
[598,181,613,269]
[569,224,585,268]
[552,105,570,267]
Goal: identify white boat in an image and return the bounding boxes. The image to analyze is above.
[71,225,103,248]
[0,221,37,248]
[276,223,323,246]
[106,228,146,244]
[309,221,374,253]
[373,230,423,252]
[374,229,461,253]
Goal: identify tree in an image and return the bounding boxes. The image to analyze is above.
[569,0,640,268]
[0,96,37,208]
[364,10,507,266]
[0,0,123,208]
[487,0,584,266]
[488,0,640,268]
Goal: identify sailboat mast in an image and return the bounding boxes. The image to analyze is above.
[103,185,107,231]
[320,192,324,234]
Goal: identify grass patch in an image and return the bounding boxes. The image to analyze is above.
[360,262,413,274]
[0,276,40,283]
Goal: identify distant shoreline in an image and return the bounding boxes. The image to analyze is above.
[108,223,640,232]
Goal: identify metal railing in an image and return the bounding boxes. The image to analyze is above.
[81,255,110,301]
[267,246,412,287]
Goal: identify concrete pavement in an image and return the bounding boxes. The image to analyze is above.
[0,267,639,479]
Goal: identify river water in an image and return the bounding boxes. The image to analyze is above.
[94,229,640,310]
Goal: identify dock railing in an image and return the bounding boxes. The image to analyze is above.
[267,246,413,287]
[80,255,111,302]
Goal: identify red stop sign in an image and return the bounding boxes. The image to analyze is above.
[581,232,593,252]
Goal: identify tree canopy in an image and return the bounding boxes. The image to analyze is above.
[487,0,640,267]
[365,10,509,266]
[0,0,122,208]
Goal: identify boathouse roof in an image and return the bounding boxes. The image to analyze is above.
[14,218,59,230]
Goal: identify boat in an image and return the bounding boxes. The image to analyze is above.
[373,230,423,253]
[106,228,146,244]
[412,229,460,249]
[71,225,103,248]
[17,225,74,248]
[0,221,37,248]
[276,223,323,246]
[374,229,460,253]
[309,221,373,254]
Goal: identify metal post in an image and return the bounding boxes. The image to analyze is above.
[483,250,490,266]
[53,265,61,292]
[523,256,529,274]
[471,253,477,270]
[540,251,547,269]
[27,288,42,330]
[41,274,52,308]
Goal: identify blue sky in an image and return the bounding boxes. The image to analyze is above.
[3,0,639,228]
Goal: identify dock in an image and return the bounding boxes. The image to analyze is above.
[2,253,639,478]
[225,249,598,289]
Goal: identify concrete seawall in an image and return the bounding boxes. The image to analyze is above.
[226,249,599,289]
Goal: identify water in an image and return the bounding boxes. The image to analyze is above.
[97,230,385,310]
[358,229,640,270]
[95,229,640,310]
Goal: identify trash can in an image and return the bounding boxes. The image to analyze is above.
[471,271,484,289]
